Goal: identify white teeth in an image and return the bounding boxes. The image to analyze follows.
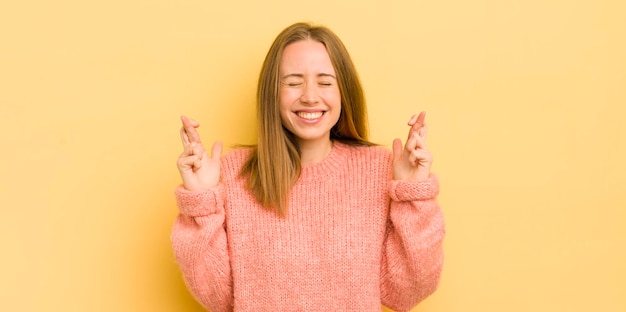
[297,112,323,120]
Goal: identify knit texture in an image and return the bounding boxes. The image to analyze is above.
[171,142,445,312]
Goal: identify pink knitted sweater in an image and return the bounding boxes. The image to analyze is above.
[171,141,445,312]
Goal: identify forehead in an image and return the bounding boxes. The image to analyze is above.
[280,39,335,74]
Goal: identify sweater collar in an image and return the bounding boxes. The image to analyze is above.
[299,141,349,179]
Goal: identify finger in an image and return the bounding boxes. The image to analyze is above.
[404,138,418,158]
[404,130,429,155]
[177,154,201,170]
[185,116,200,128]
[177,143,206,171]
[181,142,207,161]
[211,141,223,162]
[181,115,201,143]
[193,156,203,170]
[191,142,206,159]
[177,153,204,172]
[408,149,432,167]
[418,123,428,140]
[406,115,417,140]
[413,130,428,150]
[190,142,208,171]
[180,141,194,158]
[180,127,190,145]
[406,111,426,140]
[181,115,202,143]
[416,111,426,126]
[409,111,426,132]
[180,116,193,145]
[392,138,403,162]
[407,114,418,126]
[407,112,425,126]
[181,115,200,128]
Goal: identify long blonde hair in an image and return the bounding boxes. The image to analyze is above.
[241,22,373,216]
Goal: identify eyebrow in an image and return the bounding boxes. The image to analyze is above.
[282,73,337,79]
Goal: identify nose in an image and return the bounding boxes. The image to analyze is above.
[300,82,319,104]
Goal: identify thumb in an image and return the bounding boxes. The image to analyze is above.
[211,141,223,162]
[392,138,403,162]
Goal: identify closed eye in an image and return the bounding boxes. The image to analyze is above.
[282,73,304,87]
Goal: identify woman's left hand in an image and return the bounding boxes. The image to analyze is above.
[392,111,433,181]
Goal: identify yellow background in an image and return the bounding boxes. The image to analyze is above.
[1,0,624,311]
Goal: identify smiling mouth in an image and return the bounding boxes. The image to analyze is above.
[296,111,324,120]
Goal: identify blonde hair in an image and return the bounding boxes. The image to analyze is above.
[241,22,373,216]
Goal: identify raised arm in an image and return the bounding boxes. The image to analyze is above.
[171,115,233,312]
[381,176,445,311]
[381,112,445,311]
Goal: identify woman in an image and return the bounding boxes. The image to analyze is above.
[172,22,445,312]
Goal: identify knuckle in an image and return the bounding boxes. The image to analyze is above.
[176,158,188,168]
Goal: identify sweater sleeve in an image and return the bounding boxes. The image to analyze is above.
[171,184,233,312]
[380,175,445,312]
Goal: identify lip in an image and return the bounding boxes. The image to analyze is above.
[294,110,326,123]
[294,108,326,113]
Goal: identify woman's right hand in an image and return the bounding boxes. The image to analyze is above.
[177,115,222,192]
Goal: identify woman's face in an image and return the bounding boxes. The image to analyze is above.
[279,39,341,147]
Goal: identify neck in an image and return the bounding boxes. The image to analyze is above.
[298,138,333,165]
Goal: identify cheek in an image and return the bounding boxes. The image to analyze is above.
[278,90,291,110]
[280,88,300,102]
[278,104,290,124]
[278,96,292,125]
[321,88,342,106]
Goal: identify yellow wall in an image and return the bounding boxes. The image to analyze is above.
[1,0,624,311]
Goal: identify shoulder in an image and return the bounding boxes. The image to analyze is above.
[336,141,392,166]
[333,142,393,183]
[338,141,391,159]
[220,146,253,180]
[222,146,253,162]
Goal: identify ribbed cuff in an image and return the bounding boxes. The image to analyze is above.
[389,175,439,202]
[174,185,224,217]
